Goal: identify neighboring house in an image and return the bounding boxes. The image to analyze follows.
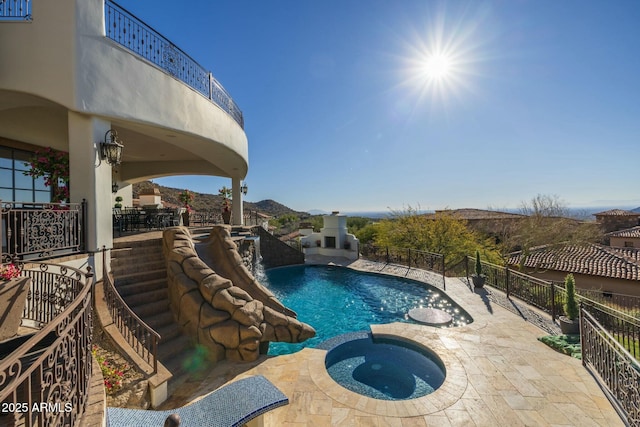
[508,244,640,296]
[424,208,527,242]
[594,209,640,233]
[607,226,640,249]
[0,0,249,278]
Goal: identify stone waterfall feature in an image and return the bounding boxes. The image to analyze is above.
[162,226,315,362]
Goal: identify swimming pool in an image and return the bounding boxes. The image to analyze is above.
[261,265,471,355]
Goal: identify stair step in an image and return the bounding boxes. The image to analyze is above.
[158,334,193,362]
[111,261,166,277]
[144,311,176,330]
[115,269,167,286]
[111,254,166,269]
[116,278,166,298]
[131,299,170,318]
[124,288,168,308]
[157,323,181,344]
[111,248,164,265]
[113,239,163,250]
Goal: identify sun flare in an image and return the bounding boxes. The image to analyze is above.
[421,52,453,81]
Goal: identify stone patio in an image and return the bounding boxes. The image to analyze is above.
[158,257,624,426]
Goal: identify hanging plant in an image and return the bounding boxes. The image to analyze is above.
[23,147,70,203]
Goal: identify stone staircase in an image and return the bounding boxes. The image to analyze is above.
[111,237,193,394]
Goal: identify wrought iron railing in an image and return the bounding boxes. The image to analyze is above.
[581,303,640,361]
[0,0,31,21]
[569,286,640,317]
[101,247,159,373]
[581,305,640,425]
[359,245,446,289]
[104,1,244,129]
[0,262,94,426]
[1,200,87,263]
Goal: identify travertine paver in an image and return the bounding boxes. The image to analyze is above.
[159,257,625,427]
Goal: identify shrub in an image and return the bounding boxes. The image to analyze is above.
[563,273,579,321]
[475,250,483,277]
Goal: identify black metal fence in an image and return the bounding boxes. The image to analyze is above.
[1,200,87,263]
[0,0,31,21]
[104,1,244,128]
[359,245,446,289]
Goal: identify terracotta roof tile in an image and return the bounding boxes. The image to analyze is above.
[606,226,640,239]
[429,208,526,220]
[508,244,640,281]
[593,209,640,217]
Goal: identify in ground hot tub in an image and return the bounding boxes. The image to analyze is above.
[323,332,445,400]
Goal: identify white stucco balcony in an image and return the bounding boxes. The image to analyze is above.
[0,0,249,269]
[0,0,248,183]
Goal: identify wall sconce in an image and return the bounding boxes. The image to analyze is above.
[112,182,119,194]
[100,129,124,166]
[240,182,248,195]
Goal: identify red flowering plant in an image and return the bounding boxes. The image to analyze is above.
[23,147,70,203]
[179,189,194,212]
[0,263,21,281]
[91,345,128,395]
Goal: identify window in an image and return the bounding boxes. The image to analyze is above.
[0,146,50,202]
[624,241,634,248]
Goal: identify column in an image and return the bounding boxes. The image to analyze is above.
[231,177,244,226]
[68,112,112,278]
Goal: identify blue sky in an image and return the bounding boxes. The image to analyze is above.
[117,0,640,213]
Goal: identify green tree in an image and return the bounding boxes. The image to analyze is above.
[373,206,500,268]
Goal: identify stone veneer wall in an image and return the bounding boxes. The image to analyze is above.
[258,226,305,268]
[162,226,314,362]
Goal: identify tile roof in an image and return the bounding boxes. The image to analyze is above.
[593,209,640,217]
[508,244,640,281]
[429,208,526,220]
[606,226,640,239]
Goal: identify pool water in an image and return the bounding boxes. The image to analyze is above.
[325,333,446,400]
[261,265,471,355]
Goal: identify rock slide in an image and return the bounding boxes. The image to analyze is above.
[163,226,315,362]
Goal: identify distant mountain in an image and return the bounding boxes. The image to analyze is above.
[132,181,304,218]
[307,209,330,215]
[632,207,640,213]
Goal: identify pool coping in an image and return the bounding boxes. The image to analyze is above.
[308,322,468,417]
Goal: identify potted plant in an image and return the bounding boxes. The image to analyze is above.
[219,186,232,224]
[114,196,123,209]
[179,189,194,226]
[559,273,580,334]
[472,250,486,288]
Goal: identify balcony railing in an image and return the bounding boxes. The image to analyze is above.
[104,1,244,129]
[0,262,94,426]
[1,200,87,263]
[0,0,31,21]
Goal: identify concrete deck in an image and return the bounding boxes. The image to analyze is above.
[158,257,624,427]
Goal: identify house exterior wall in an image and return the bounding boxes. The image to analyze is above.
[0,0,248,177]
[610,236,640,249]
[520,268,640,297]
